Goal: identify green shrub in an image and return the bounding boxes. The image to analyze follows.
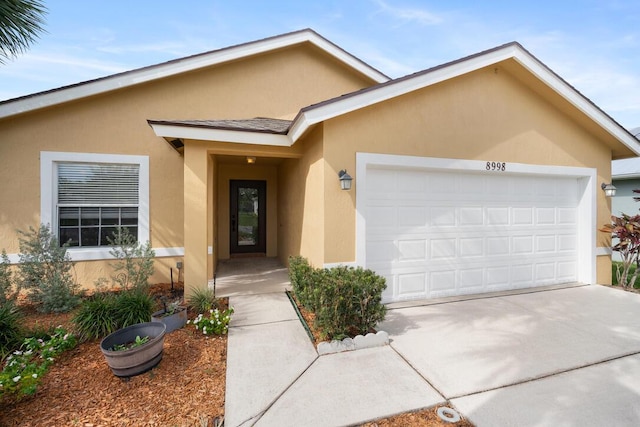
[72,293,119,341]
[16,225,81,313]
[0,300,24,360]
[187,286,218,313]
[289,258,387,341]
[107,227,155,291]
[115,290,154,328]
[288,256,315,309]
[313,266,387,340]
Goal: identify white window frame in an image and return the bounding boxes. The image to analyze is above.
[41,151,150,261]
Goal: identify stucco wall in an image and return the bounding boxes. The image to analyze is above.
[278,126,325,268]
[0,43,375,288]
[321,65,613,283]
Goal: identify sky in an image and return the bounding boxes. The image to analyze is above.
[0,0,639,129]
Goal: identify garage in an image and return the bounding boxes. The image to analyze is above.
[356,153,596,303]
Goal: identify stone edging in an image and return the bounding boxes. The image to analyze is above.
[317,331,389,355]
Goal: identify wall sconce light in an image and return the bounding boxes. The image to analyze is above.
[246,156,256,164]
[601,182,616,197]
[338,169,353,191]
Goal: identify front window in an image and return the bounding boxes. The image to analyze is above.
[57,161,140,246]
[41,152,149,258]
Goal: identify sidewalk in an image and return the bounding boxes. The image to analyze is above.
[222,260,640,426]
[224,292,445,427]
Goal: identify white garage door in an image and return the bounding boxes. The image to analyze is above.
[364,166,581,303]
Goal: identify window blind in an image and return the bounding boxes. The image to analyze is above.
[57,163,139,205]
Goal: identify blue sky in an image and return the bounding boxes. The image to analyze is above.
[1,0,638,128]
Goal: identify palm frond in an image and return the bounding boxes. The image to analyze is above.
[0,0,47,63]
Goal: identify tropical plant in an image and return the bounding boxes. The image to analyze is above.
[0,0,47,63]
[187,286,218,313]
[600,214,640,289]
[16,224,81,313]
[107,227,155,291]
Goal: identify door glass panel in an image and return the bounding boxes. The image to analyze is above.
[237,187,259,246]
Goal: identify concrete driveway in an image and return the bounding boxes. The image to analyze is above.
[381,284,640,426]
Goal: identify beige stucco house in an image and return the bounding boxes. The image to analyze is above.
[2,29,639,303]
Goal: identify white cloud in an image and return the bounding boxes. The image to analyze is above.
[21,53,128,73]
[372,0,443,26]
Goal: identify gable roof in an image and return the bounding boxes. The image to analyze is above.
[292,42,640,157]
[149,42,640,155]
[0,29,389,120]
[151,41,640,158]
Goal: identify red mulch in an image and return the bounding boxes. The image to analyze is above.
[1,284,227,427]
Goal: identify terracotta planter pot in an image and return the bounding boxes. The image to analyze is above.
[151,307,188,333]
[100,322,166,377]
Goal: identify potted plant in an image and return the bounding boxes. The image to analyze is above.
[151,297,188,333]
[100,322,166,377]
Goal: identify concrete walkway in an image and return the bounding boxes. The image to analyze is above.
[222,260,640,426]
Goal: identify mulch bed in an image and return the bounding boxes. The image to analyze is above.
[1,284,227,427]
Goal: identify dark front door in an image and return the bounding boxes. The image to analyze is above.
[230,180,266,254]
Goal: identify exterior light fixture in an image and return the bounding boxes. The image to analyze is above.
[246,156,256,164]
[601,182,616,197]
[338,169,353,191]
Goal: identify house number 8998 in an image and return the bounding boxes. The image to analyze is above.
[486,161,506,171]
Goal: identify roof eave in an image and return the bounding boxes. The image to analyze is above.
[288,43,640,155]
[613,174,640,180]
[0,29,389,120]
[149,122,293,147]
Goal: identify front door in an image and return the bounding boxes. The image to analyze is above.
[230,180,266,254]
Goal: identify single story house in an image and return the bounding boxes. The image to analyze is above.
[2,29,639,303]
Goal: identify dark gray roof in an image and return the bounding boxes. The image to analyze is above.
[631,127,640,139]
[147,117,292,134]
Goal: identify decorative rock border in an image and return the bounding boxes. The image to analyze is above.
[317,331,389,355]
